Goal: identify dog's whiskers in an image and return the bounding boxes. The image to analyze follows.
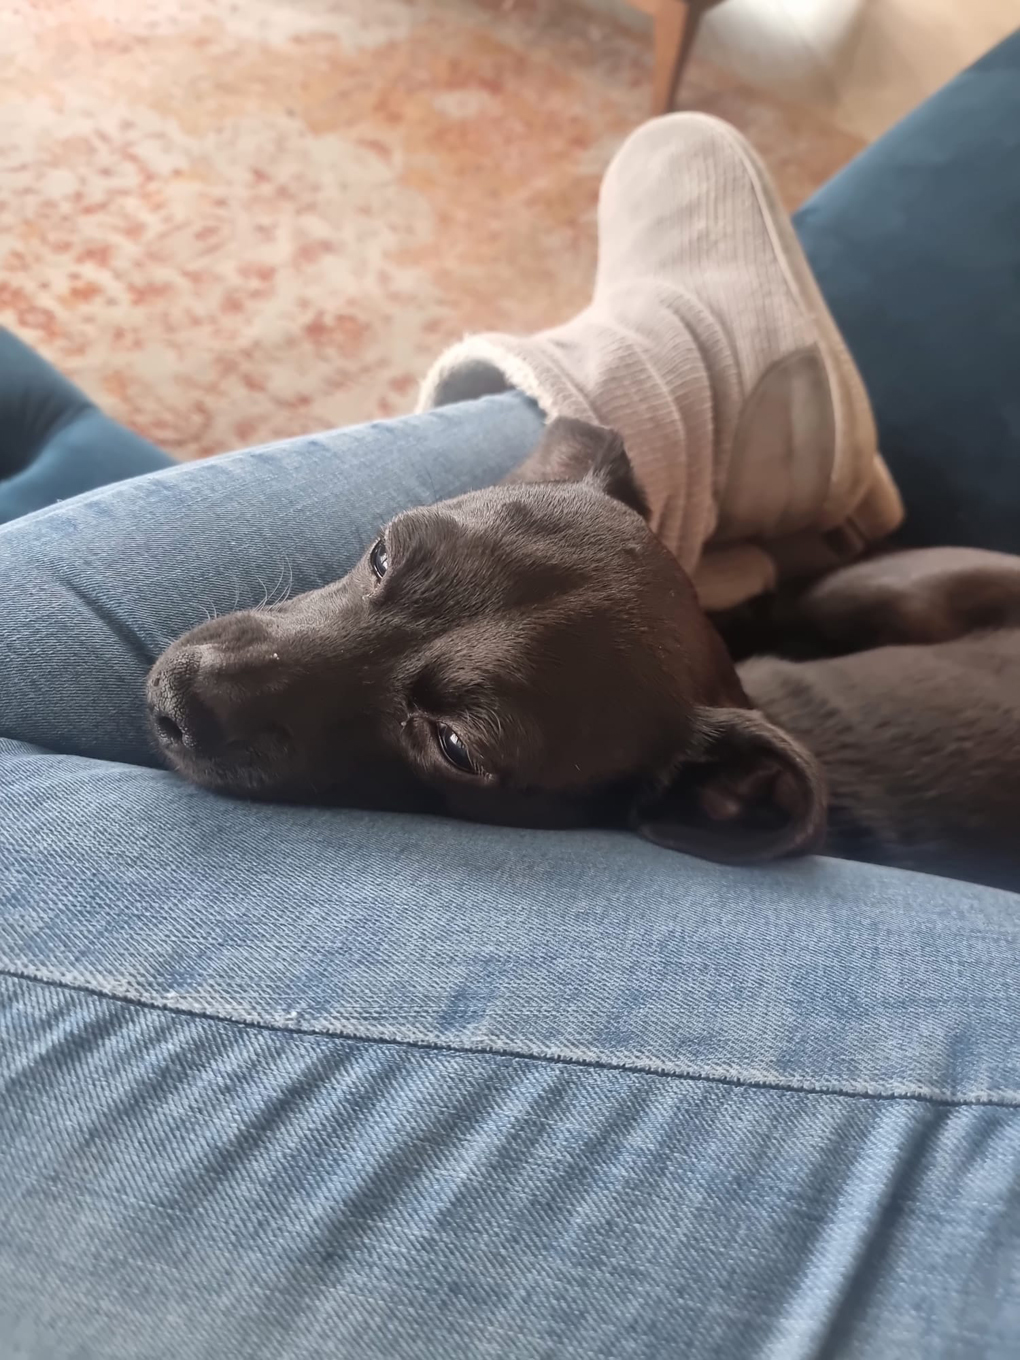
[248,556,296,613]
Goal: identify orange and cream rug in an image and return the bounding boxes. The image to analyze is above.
[0,0,863,459]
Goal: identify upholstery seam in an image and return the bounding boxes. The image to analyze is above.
[3,964,1019,1110]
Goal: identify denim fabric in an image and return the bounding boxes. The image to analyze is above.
[0,328,173,524]
[2,394,1020,1357]
[0,393,544,761]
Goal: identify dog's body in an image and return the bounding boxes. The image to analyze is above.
[148,420,1020,892]
[731,551,1020,890]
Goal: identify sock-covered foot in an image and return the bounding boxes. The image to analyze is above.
[418,113,903,610]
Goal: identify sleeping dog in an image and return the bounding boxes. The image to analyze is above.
[147,419,1020,891]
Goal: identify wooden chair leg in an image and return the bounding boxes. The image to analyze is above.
[652,0,704,116]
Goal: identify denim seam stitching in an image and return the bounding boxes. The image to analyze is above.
[4,963,1019,1109]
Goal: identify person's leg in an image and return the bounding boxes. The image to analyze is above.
[0,391,544,764]
[3,736,1020,1358]
[0,329,173,524]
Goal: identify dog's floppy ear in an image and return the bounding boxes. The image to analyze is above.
[633,707,827,864]
[504,416,648,518]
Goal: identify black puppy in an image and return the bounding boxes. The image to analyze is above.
[148,419,1020,890]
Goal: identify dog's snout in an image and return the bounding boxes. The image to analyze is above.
[148,646,232,756]
[148,625,295,759]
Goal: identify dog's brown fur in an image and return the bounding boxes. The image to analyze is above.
[148,419,1020,891]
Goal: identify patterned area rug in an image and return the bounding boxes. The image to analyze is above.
[0,0,864,459]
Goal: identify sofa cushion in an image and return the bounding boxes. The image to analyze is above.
[0,328,172,524]
[795,28,1020,552]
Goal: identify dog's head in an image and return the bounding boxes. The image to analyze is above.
[148,419,825,863]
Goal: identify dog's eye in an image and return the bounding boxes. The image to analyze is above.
[435,723,477,775]
[370,539,389,580]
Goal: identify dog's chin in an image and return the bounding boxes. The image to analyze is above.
[441,777,629,832]
[152,737,302,802]
[152,732,441,813]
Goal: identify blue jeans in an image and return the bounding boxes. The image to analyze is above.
[2,395,1020,1359]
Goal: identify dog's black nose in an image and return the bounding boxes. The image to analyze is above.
[148,649,228,757]
[153,710,184,747]
[149,686,225,756]
[147,639,295,767]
